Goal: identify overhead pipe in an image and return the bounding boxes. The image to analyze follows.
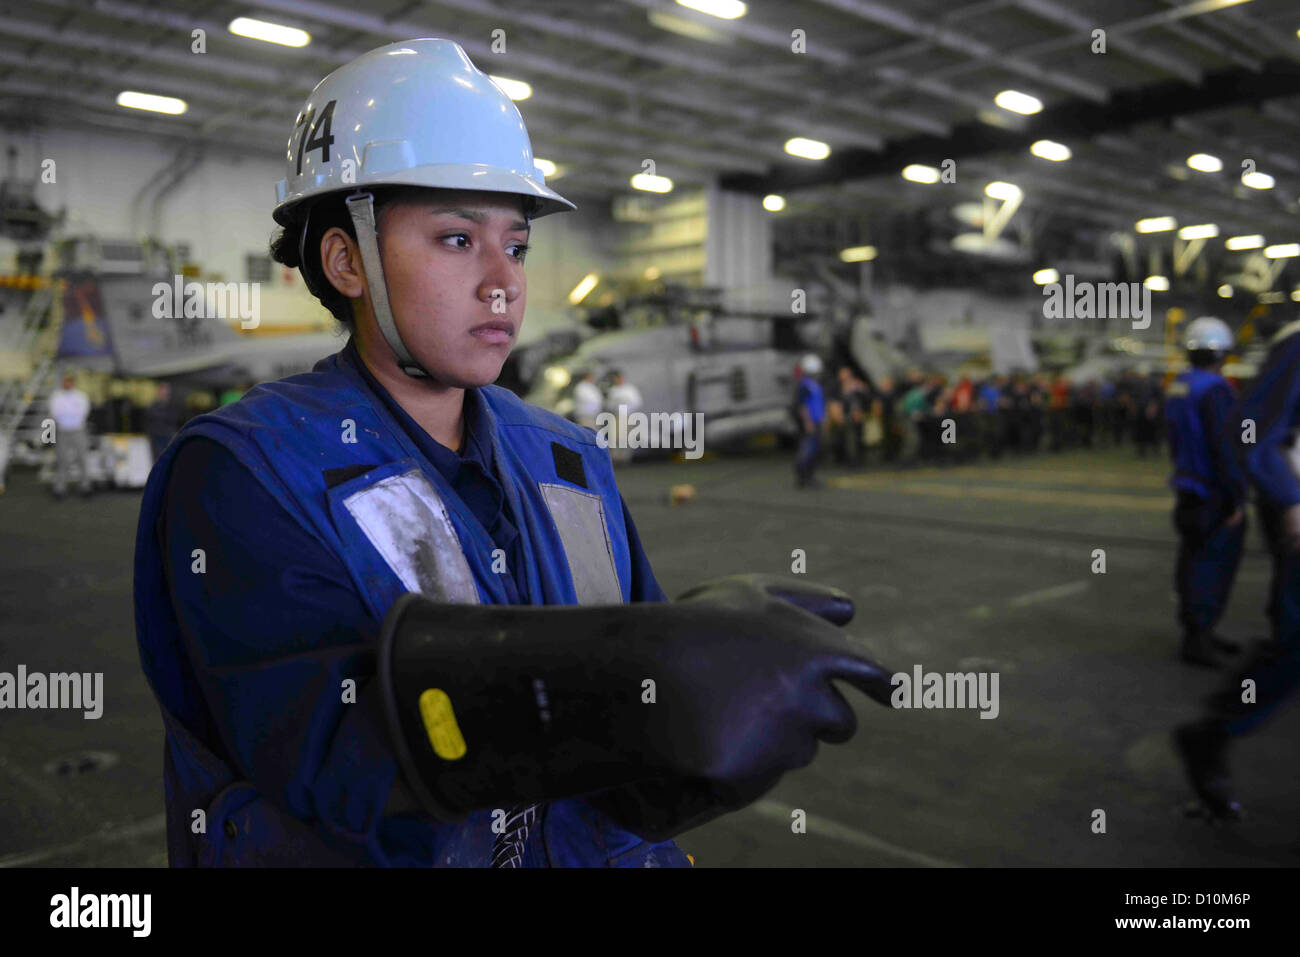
[147,148,204,241]
[128,148,196,240]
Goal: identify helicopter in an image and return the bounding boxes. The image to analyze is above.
[522,286,833,455]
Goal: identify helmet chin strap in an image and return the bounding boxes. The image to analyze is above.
[344,191,430,379]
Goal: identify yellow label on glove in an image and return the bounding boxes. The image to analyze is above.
[418,688,467,760]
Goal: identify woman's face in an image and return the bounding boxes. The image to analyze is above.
[365,188,531,388]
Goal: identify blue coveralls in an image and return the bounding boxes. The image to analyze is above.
[976,382,1002,458]
[795,377,825,486]
[1163,367,1247,637]
[132,338,692,867]
[1208,321,1300,735]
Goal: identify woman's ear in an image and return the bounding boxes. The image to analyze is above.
[320,226,367,299]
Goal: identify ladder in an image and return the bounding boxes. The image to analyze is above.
[0,279,54,353]
[0,278,62,492]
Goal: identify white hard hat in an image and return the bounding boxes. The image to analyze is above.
[800,354,823,376]
[272,39,574,379]
[1184,316,1234,353]
[273,38,573,226]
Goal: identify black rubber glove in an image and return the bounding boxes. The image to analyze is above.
[586,574,884,841]
[378,574,894,825]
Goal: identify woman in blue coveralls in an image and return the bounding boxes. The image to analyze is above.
[133,38,895,867]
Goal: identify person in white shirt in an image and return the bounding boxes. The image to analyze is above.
[572,371,603,430]
[48,373,93,498]
[606,370,642,414]
[605,370,643,463]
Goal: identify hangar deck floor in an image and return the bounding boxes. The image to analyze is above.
[1,446,1294,867]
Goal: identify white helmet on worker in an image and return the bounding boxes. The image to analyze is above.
[1183,316,1234,355]
[800,354,823,376]
[273,38,574,378]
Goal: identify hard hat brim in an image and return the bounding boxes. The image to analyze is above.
[274,163,575,227]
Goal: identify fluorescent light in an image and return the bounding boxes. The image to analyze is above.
[489,76,532,100]
[533,158,557,178]
[630,172,673,193]
[116,91,187,115]
[985,181,1022,201]
[839,245,877,263]
[1242,171,1274,189]
[1033,268,1059,285]
[1186,153,1222,173]
[762,194,786,212]
[676,0,747,18]
[1144,275,1170,291]
[1217,284,1233,298]
[1135,216,1177,233]
[568,273,599,304]
[902,164,941,184]
[1264,243,1300,259]
[1225,234,1264,250]
[228,17,310,47]
[1178,223,1218,240]
[784,137,830,160]
[994,90,1042,115]
[1030,140,1070,162]
[649,11,729,42]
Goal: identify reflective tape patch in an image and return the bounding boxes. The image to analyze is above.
[538,482,623,605]
[418,688,467,761]
[342,469,480,604]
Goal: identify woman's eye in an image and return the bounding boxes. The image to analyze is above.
[439,234,527,260]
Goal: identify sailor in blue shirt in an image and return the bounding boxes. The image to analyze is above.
[1162,317,1247,667]
[133,38,895,867]
[153,340,673,866]
[1175,316,1300,819]
[794,354,826,488]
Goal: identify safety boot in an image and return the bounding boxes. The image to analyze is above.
[1173,720,1242,821]
[1208,633,1241,654]
[1181,630,1226,668]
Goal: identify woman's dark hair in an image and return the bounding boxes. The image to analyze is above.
[269,190,396,328]
[270,188,540,328]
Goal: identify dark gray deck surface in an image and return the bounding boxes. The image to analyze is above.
[1,447,1294,867]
